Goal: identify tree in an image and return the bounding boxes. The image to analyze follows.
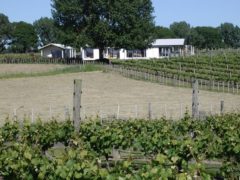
[33,17,59,46]
[51,0,155,59]
[0,13,12,52]
[189,27,223,49]
[219,23,240,48]
[170,21,191,39]
[234,26,240,47]
[188,28,205,48]
[10,21,38,53]
[154,26,175,39]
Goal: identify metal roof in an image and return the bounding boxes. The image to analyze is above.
[39,43,74,50]
[152,39,185,46]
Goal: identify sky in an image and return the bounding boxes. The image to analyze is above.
[0,0,240,27]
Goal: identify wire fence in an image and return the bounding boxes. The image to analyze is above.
[104,65,240,94]
[1,99,239,126]
[0,65,240,125]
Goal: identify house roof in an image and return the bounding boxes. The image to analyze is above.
[151,39,185,47]
[39,43,74,50]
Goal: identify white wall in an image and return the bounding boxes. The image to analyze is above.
[118,48,159,60]
[119,49,126,60]
[146,48,159,59]
[94,49,100,60]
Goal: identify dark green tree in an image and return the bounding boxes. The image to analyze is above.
[188,28,205,48]
[0,13,12,52]
[219,23,240,48]
[234,26,240,47]
[154,26,175,39]
[189,26,223,49]
[170,21,191,39]
[10,21,38,53]
[51,0,155,59]
[33,17,59,46]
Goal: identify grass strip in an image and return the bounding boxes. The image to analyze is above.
[0,64,103,79]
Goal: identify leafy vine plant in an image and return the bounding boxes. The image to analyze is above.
[0,113,240,179]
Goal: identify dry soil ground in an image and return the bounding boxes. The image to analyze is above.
[0,65,239,124]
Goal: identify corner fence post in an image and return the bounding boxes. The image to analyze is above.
[192,79,199,119]
[73,79,82,133]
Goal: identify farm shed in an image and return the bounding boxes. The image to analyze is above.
[149,38,195,58]
[40,43,76,59]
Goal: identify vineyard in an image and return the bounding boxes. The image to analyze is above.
[0,113,240,179]
[112,51,240,84]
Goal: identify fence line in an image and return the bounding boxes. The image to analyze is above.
[104,65,240,95]
[4,101,238,124]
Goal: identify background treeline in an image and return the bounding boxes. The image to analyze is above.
[1,12,240,53]
[155,21,240,49]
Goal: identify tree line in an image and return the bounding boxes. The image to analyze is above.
[155,21,240,49]
[0,0,240,54]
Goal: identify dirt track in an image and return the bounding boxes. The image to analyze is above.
[0,70,240,123]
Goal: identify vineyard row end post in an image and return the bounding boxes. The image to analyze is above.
[73,79,82,133]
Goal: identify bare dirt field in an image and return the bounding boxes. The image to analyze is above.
[0,70,240,124]
[0,64,68,74]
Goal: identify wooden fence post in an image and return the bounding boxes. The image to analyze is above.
[73,79,82,133]
[14,108,17,121]
[135,105,138,119]
[31,108,34,123]
[192,79,199,119]
[64,106,70,120]
[228,81,230,93]
[220,101,224,115]
[180,103,183,119]
[49,105,52,118]
[116,104,120,119]
[148,103,152,120]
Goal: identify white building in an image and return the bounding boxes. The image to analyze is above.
[81,38,194,61]
[81,47,100,61]
[39,43,76,59]
[150,39,195,58]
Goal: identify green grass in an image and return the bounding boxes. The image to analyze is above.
[0,64,103,79]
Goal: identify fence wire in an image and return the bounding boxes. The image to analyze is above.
[1,100,239,125]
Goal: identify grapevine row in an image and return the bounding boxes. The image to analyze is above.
[0,113,240,179]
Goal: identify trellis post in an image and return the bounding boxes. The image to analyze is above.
[73,79,82,133]
[148,103,152,120]
[220,101,224,115]
[192,79,199,119]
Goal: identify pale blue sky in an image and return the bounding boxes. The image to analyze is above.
[0,0,239,27]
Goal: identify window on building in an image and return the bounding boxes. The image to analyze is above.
[84,48,94,58]
[108,48,120,58]
[159,47,173,57]
[51,50,62,58]
[126,49,146,58]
